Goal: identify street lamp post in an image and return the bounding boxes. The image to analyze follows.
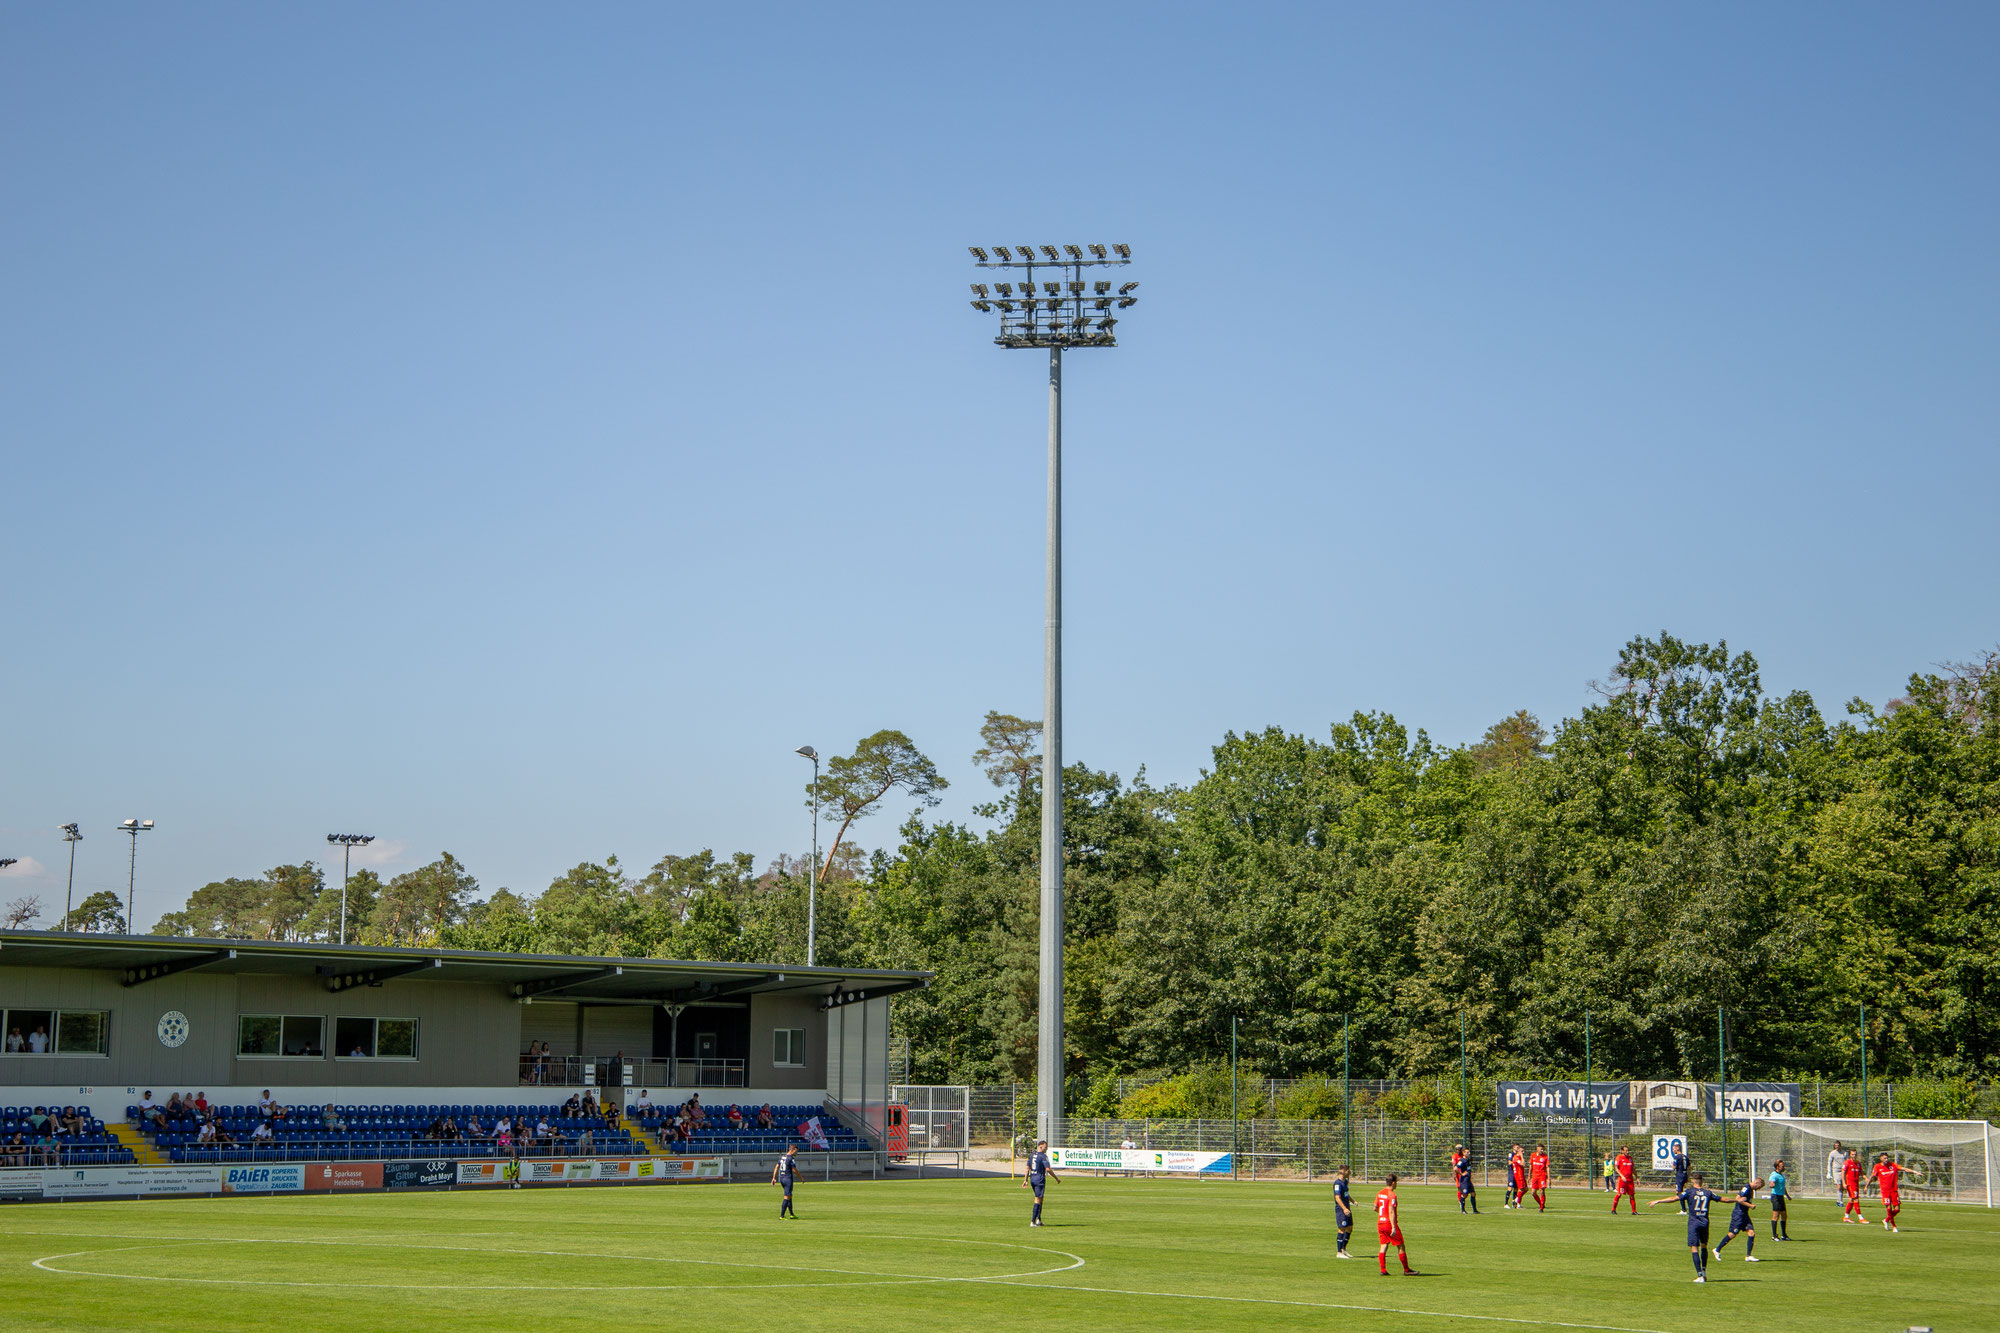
[325,834,376,945]
[966,243,1139,1147]
[794,746,820,967]
[60,824,81,928]
[117,819,154,934]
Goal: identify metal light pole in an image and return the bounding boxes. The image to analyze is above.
[326,834,376,945]
[1342,1014,1352,1172]
[1859,1003,1868,1120]
[60,824,81,928]
[795,746,820,967]
[1718,1006,1729,1190]
[117,819,154,934]
[968,242,1137,1148]
[1584,1011,1595,1190]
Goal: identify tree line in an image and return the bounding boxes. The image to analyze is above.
[27,634,1993,1089]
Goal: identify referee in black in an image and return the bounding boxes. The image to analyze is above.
[773,1144,799,1218]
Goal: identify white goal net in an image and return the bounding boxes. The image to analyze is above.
[1748,1117,1998,1206]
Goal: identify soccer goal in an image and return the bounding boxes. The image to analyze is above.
[1748,1117,1999,1206]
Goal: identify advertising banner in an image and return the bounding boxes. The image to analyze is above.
[0,1168,45,1199]
[1650,1134,1690,1173]
[383,1159,457,1189]
[45,1166,225,1198]
[1047,1148,1232,1174]
[522,1159,578,1183]
[594,1159,644,1182]
[457,1161,508,1185]
[305,1162,383,1191]
[1703,1083,1800,1122]
[1497,1081,1634,1127]
[655,1157,726,1180]
[223,1164,305,1194]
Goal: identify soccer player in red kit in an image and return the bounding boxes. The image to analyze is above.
[1507,1145,1527,1209]
[1842,1150,1867,1223]
[1529,1145,1550,1212]
[1872,1153,1922,1232]
[1611,1146,1637,1213]
[1376,1173,1415,1275]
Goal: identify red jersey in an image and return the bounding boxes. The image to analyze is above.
[1614,1152,1634,1183]
[1510,1154,1526,1183]
[1844,1157,1863,1188]
[1530,1152,1549,1185]
[1873,1162,1903,1198]
[1375,1188,1398,1227]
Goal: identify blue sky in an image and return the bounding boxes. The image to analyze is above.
[4,3,1995,925]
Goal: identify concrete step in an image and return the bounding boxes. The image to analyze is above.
[109,1122,165,1166]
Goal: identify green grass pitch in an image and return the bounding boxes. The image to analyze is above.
[0,1178,1992,1331]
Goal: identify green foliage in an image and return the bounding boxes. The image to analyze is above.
[1272,1074,1346,1120]
[1890,1077,1980,1120]
[1116,1064,1266,1119]
[1076,1069,1121,1119]
[63,890,126,934]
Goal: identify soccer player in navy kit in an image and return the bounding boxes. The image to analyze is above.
[1023,1139,1059,1226]
[1332,1165,1355,1258]
[1672,1143,1691,1211]
[1713,1177,1762,1262]
[1451,1143,1478,1213]
[1651,1170,1723,1282]
[771,1144,799,1218]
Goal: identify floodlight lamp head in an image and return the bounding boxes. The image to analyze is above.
[992,245,1012,260]
[61,823,81,839]
[971,283,988,297]
[327,833,338,843]
[0,859,16,870]
[795,745,818,761]
[1089,244,1108,259]
[119,819,137,830]
[971,300,992,311]
[1113,243,1131,258]
[1039,245,1060,261]
[140,820,154,830]
[1119,281,1138,294]
[1064,244,1083,259]
[358,835,375,846]
[968,246,989,261]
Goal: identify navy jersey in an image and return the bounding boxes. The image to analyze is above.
[1672,1150,1689,1181]
[1453,1155,1473,1189]
[1730,1183,1756,1226]
[1681,1186,1722,1231]
[1333,1177,1352,1219]
[1027,1150,1051,1182]
[777,1156,797,1183]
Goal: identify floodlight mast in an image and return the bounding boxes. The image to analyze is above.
[966,244,1138,1150]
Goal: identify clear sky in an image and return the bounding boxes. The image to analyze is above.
[4,3,1996,926]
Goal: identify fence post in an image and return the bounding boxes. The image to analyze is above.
[1307,1119,1313,1183]
[1423,1121,1430,1184]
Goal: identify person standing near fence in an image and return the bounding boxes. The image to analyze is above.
[1333,1164,1355,1258]
[1768,1159,1791,1240]
[1023,1139,1059,1227]
[1452,1144,1479,1214]
[1842,1149,1867,1223]
[1375,1174,1416,1276]
[1602,1151,1616,1194]
[1529,1145,1550,1212]
[1672,1142,1691,1210]
[772,1145,799,1219]
[1611,1144,1637,1214]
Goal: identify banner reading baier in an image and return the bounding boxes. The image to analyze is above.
[1048,1148,1231,1174]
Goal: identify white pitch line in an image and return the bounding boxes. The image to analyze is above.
[962,1276,1681,1333]
[28,1233,1085,1291]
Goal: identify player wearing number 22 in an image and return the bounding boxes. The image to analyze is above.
[1651,1171,1723,1283]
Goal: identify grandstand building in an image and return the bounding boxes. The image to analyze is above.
[0,931,919,1172]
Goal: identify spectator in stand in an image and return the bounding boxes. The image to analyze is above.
[27,1024,49,1053]
[259,1090,281,1119]
[576,1124,594,1155]
[28,1108,49,1134]
[197,1119,218,1146]
[562,1092,582,1115]
[582,1089,600,1119]
[210,1120,237,1148]
[5,1026,22,1052]
[464,1113,484,1139]
[3,1132,25,1166]
[250,1120,275,1145]
[322,1104,347,1132]
[630,1089,654,1115]
[166,1092,185,1118]
[603,1101,622,1132]
[138,1092,166,1131]
[33,1129,59,1166]
[193,1092,209,1114]
[757,1104,775,1129]
[59,1107,83,1136]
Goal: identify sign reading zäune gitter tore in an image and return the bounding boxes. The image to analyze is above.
[1497,1081,1634,1126]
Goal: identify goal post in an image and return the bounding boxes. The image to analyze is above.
[1747,1116,1997,1206]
